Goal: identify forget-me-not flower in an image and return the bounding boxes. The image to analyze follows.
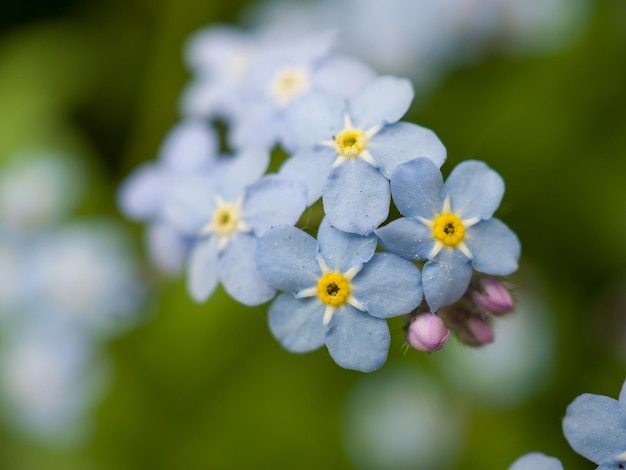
[27,219,144,338]
[0,153,84,235]
[563,378,626,469]
[180,25,268,122]
[281,75,446,234]
[163,149,307,306]
[118,119,219,273]
[0,321,107,443]
[230,31,376,152]
[376,157,520,311]
[256,217,422,372]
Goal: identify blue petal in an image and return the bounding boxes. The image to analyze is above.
[376,217,434,261]
[268,294,325,353]
[216,149,271,200]
[187,236,220,302]
[284,30,336,64]
[466,218,521,275]
[229,104,278,153]
[317,217,376,273]
[351,253,422,318]
[146,222,190,274]
[509,453,564,470]
[256,225,321,293]
[280,148,336,205]
[323,159,390,235]
[218,233,276,306]
[563,393,626,465]
[162,174,216,236]
[159,120,218,172]
[243,175,307,237]
[369,122,446,179]
[287,92,345,149]
[445,160,505,220]
[313,54,376,99]
[422,249,473,311]
[390,158,444,219]
[349,76,414,130]
[325,305,390,372]
[118,163,165,220]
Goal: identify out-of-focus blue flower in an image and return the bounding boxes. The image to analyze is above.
[180,25,272,122]
[118,119,218,274]
[376,158,520,311]
[508,452,563,470]
[181,24,375,154]
[0,152,145,445]
[0,321,108,444]
[563,378,626,469]
[256,218,422,372]
[281,75,446,234]
[0,153,84,235]
[230,32,376,152]
[343,367,463,469]
[164,150,306,306]
[27,219,144,338]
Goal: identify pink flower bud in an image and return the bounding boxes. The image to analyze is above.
[471,278,514,315]
[407,313,450,352]
[465,317,495,346]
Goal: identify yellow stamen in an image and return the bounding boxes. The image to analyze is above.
[317,272,351,306]
[270,68,310,106]
[432,213,465,247]
[333,128,368,158]
[212,204,241,237]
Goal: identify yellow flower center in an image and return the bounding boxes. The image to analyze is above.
[432,213,465,247]
[212,204,241,237]
[333,128,368,158]
[270,68,310,105]
[317,272,351,306]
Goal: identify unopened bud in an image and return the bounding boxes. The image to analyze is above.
[407,313,450,352]
[470,278,514,315]
[464,317,495,346]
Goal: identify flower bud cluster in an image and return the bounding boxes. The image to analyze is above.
[406,277,515,353]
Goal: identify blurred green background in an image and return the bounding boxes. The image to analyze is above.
[1,0,625,469]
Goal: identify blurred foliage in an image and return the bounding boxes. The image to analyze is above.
[0,0,625,469]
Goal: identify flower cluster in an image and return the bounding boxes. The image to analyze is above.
[120,26,521,372]
[510,377,626,470]
[0,154,144,442]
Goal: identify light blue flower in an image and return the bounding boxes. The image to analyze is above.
[0,320,107,444]
[563,378,626,469]
[281,75,446,234]
[229,32,376,152]
[256,217,422,372]
[376,158,520,311]
[180,25,274,122]
[118,119,219,273]
[27,219,145,339]
[163,150,306,306]
[0,153,84,235]
[508,452,563,470]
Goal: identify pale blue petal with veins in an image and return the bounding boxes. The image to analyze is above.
[377,157,520,311]
[257,218,422,372]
